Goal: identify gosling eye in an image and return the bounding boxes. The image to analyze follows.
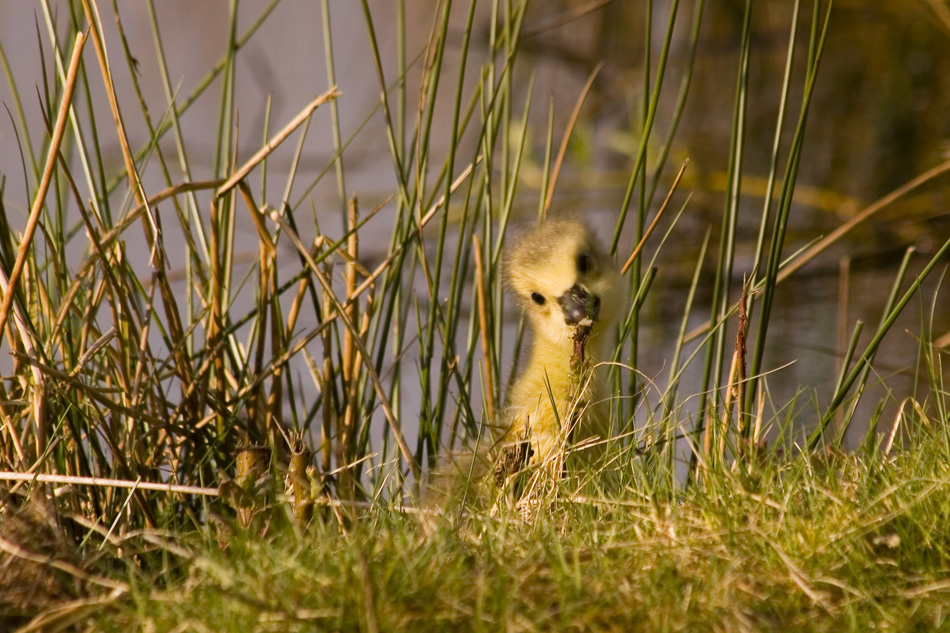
[576,253,593,275]
[530,292,546,306]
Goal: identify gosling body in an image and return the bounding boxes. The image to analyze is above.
[501,218,625,478]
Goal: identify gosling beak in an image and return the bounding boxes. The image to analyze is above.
[558,284,600,326]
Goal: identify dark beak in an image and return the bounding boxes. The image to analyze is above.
[558,284,600,326]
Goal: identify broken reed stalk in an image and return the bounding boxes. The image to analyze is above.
[238,180,277,256]
[287,441,315,529]
[233,443,271,529]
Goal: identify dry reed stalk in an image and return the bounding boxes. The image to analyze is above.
[340,197,361,491]
[752,389,764,446]
[935,331,950,349]
[717,345,739,460]
[0,33,84,339]
[780,165,950,284]
[0,472,433,518]
[266,257,284,439]
[207,196,227,435]
[286,237,326,335]
[882,400,908,456]
[472,234,496,423]
[320,265,337,475]
[238,181,277,256]
[256,243,274,442]
[701,408,712,474]
[734,277,750,439]
[80,0,153,234]
[0,472,218,496]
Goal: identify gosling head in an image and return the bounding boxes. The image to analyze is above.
[505,218,624,354]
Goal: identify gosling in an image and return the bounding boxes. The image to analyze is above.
[496,217,626,488]
[422,217,625,513]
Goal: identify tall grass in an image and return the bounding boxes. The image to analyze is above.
[1,0,950,628]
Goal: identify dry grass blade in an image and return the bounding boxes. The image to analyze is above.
[543,63,602,215]
[237,181,277,256]
[776,157,950,283]
[216,87,341,196]
[621,158,688,275]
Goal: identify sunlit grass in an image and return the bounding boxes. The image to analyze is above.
[97,424,950,632]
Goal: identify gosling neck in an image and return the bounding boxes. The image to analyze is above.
[529,326,611,379]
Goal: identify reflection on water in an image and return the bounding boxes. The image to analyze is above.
[0,1,947,450]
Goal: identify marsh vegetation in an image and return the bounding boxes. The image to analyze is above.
[0,0,949,629]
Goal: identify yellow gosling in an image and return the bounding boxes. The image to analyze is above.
[497,217,626,489]
[423,217,625,515]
